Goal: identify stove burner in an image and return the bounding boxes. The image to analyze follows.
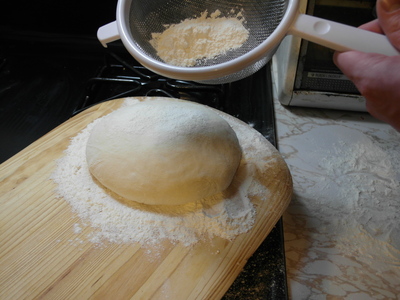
[76,52,226,116]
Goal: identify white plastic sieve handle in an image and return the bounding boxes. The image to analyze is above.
[97,21,121,48]
[288,14,400,56]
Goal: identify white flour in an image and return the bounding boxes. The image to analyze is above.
[51,98,272,248]
[149,10,249,67]
[280,124,400,298]
[314,134,400,280]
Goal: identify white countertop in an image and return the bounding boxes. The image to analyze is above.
[274,100,400,299]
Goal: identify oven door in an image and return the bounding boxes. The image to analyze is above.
[272,0,376,111]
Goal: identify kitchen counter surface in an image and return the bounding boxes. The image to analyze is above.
[273,100,400,299]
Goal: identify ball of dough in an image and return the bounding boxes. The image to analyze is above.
[86,98,242,206]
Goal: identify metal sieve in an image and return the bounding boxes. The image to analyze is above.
[98,0,399,84]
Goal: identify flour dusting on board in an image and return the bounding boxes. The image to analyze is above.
[51,98,273,249]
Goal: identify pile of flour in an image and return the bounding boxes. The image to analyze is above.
[51,98,271,248]
[150,10,249,67]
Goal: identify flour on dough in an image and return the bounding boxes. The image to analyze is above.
[86,98,242,206]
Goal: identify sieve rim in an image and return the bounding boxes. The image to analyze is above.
[117,0,299,81]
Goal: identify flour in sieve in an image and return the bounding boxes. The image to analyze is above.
[51,98,273,248]
[149,10,249,67]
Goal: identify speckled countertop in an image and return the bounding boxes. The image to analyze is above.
[274,99,400,299]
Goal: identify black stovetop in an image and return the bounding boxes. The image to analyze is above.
[0,1,287,297]
[0,33,278,162]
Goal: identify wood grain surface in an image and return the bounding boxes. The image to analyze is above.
[0,98,292,300]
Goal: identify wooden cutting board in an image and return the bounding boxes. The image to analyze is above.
[0,98,292,300]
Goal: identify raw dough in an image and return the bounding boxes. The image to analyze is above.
[86,98,242,206]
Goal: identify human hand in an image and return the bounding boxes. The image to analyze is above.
[333,0,400,131]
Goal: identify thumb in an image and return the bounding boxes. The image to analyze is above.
[377,0,400,50]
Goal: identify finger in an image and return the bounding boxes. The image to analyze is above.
[333,51,388,94]
[377,0,400,50]
[333,51,400,131]
[359,19,383,34]
[333,51,370,80]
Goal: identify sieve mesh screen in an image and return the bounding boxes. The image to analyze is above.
[128,0,287,68]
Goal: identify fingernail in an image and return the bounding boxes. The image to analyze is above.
[380,0,400,12]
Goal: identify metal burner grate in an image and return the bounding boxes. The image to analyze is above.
[74,52,226,116]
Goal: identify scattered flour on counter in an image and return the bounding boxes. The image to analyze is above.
[149,10,249,67]
[282,125,400,298]
[51,98,273,249]
[284,126,400,251]
[318,134,400,253]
